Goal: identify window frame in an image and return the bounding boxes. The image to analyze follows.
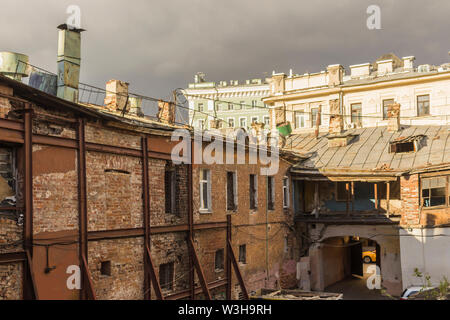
[351,103,362,125]
[417,94,430,117]
[421,175,448,209]
[238,244,247,264]
[215,249,224,271]
[199,169,212,212]
[311,108,321,127]
[382,99,395,120]
[267,176,275,211]
[249,174,258,210]
[226,171,237,211]
[227,118,235,128]
[239,117,247,128]
[282,177,290,208]
[295,110,305,129]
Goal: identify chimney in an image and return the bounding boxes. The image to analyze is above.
[377,59,394,75]
[57,24,84,102]
[104,79,129,112]
[327,64,344,86]
[129,97,143,117]
[402,56,415,70]
[328,99,343,135]
[157,100,175,125]
[387,103,401,132]
[349,63,371,79]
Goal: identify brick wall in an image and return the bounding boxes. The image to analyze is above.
[400,174,420,226]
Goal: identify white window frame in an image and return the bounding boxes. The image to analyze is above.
[200,169,212,212]
[239,117,247,128]
[263,116,270,126]
[251,116,259,124]
[228,118,235,128]
[282,177,290,208]
[295,111,305,128]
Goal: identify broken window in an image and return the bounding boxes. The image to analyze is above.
[215,249,224,271]
[282,177,290,208]
[383,99,395,120]
[199,169,211,211]
[227,171,237,211]
[100,261,112,276]
[0,147,16,208]
[267,176,275,210]
[165,163,177,215]
[239,245,246,264]
[422,176,446,208]
[379,180,401,199]
[417,94,430,116]
[389,135,425,154]
[159,262,174,291]
[249,174,257,210]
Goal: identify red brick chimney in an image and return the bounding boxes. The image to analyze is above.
[157,100,176,125]
[328,99,343,135]
[387,102,401,132]
[104,79,129,112]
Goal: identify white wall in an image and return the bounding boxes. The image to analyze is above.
[400,227,450,289]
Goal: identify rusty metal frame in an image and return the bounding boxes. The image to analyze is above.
[187,237,212,300]
[142,137,151,299]
[226,214,232,299]
[226,239,249,300]
[145,244,164,300]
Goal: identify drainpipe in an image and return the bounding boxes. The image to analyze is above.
[265,175,269,287]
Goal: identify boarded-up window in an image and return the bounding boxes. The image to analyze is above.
[267,176,275,210]
[249,174,257,209]
[215,249,224,271]
[239,245,246,264]
[227,172,237,211]
[159,262,174,291]
[422,176,446,208]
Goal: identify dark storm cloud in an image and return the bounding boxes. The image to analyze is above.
[1,0,449,98]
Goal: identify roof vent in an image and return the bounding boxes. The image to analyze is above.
[418,64,431,73]
[0,52,29,81]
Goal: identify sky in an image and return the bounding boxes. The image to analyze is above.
[1,0,449,101]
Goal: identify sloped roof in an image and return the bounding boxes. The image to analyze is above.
[286,125,450,175]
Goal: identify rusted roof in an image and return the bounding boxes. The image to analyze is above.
[286,125,450,174]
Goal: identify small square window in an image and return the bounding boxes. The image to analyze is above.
[100,261,111,276]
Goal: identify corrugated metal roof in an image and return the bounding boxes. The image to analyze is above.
[287,125,450,174]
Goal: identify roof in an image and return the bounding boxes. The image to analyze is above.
[286,125,450,175]
[0,75,188,133]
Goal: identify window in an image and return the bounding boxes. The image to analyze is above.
[228,118,235,128]
[417,94,430,116]
[311,108,321,126]
[263,116,270,127]
[335,182,348,202]
[422,176,446,208]
[197,119,205,130]
[383,99,395,120]
[227,171,237,211]
[252,100,257,108]
[239,117,247,128]
[251,116,258,124]
[0,147,15,207]
[100,261,111,276]
[165,164,177,214]
[239,245,246,264]
[228,103,234,110]
[284,237,289,254]
[249,174,258,210]
[351,103,362,125]
[295,111,305,128]
[240,101,245,110]
[215,249,224,271]
[198,103,204,112]
[159,262,174,291]
[283,177,289,208]
[267,176,275,210]
[390,141,415,153]
[200,169,211,211]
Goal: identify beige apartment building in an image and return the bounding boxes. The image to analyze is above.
[263,53,450,133]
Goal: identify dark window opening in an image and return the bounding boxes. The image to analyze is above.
[267,176,275,210]
[215,249,224,271]
[422,176,446,208]
[104,169,130,174]
[100,261,111,276]
[159,262,174,291]
[335,182,349,202]
[249,174,257,210]
[165,163,178,214]
[0,147,16,208]
[227,172,236,211]
[239,245,246,264]
[390,141,415,153]
[379,180,401,199]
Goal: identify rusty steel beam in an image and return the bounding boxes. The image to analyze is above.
[81,255,96,300]
[24,250,39,300]
[77,118,89,300]
[227,239,249,300]
[24,105,33,256]
[142,137,151,300]
[165,279,227,300]
[226,214,232,300]
[188,140,195,299]
[187,237,212,300]
[145,244,164,300]
[0,252,26,264]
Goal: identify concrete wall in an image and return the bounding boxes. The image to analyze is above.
[307,223,402,296]
[399,227,450,289]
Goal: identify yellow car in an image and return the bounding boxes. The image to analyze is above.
[362,250,376,263]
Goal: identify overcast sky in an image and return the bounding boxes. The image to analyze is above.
[1,0,449,100]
